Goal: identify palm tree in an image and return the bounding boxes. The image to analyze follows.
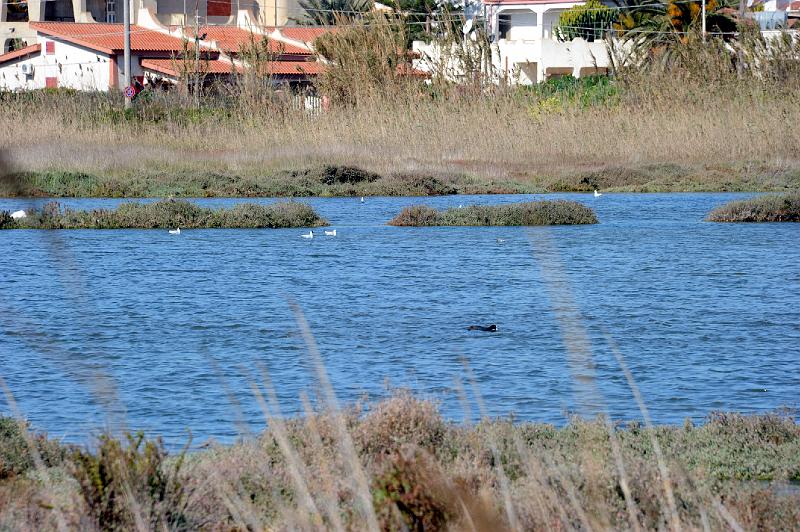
[294,0,375,25]
[611,0,739,65]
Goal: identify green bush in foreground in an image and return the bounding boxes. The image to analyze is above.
[707,192,800,222]
[1,396,799,530]
[388,200,598,226]
[0,417,66,479]
[0,200,328,229]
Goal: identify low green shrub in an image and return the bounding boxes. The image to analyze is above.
[71,432,189,530]
[1,200,328,229]
[706,192,800,222]
[388,200,598,226]
[0,167,544,198]
[0,417,66,479]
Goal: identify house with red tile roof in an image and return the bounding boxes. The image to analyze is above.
[0,21,328,90]
[0,0,305,54]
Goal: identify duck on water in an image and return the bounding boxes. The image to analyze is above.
[467,324,497,332]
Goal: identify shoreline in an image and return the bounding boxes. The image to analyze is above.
[1,164,798,199]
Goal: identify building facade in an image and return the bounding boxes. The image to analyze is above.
[0,21,326,90]
[1,0,303,55]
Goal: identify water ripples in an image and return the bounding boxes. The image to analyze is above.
[0,193,798,444]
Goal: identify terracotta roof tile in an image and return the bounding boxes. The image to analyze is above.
[29,22,211,55]
[0,43,41,65]
[174,26,312,55]
[269,26,333,44]
[267,60,325,75]
[141,58,241,75]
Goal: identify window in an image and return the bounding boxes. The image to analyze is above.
[5,0,28,22]
[106,0,116,23]
[46,41,55,55]
[207,0,231,17]
[45,77,58,88]
[498,13,511,40]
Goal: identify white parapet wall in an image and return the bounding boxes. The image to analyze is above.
[413,36,612,86]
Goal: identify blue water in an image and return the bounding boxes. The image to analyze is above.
[1,193,799,445]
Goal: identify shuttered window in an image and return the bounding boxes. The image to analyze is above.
[207,0,231,17]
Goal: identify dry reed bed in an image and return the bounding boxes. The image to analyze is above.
[0,199,327,229]
[1,81,800,194]
[1,395,799,530]
[706,192,800,222]
[388,201,598,226]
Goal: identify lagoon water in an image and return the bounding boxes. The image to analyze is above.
[1,193,799,445]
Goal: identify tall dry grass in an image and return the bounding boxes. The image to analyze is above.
[0,28,799,193]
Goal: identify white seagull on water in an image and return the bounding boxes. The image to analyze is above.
[324,229,337,236]
[594,190,602,198]
[169,228,181,235]
[301,231,314,239]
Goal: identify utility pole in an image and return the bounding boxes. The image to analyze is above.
[123,0,131,109]
[194,0,201,109]
[701,0,706,43]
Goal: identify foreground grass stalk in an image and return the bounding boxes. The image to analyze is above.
[250,370,324,529]
[605,335,686,532]
[463,361,521,531]
[0,377,69,532]
[606,421,642,532]
[528,230,643,529]
[288,300,380,532]
[300,394,347,532]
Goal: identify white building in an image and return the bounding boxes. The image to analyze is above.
[0,0,304,56]
[414,0,612,85]
[487,0,611,83]
[0,21,325,91]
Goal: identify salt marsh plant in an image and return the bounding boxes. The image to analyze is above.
[0,200,328,229]
[706,192,800,222]
[388,201,599,226]
[1,398,799,530]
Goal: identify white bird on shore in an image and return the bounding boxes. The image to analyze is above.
[301,231,314,239]
[458,204,463,209]
[594,190,602,198]
[324,229,337,236]
[169,228,181,235]
[10,210,26,219]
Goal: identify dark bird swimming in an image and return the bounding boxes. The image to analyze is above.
[467,324,497,332]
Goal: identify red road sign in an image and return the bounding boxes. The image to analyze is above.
[124,85,135,99]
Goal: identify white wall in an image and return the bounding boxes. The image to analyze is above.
[542,10,563,39]
[504,10,538,41]
[0,36,112,90]
[497,37,611,85]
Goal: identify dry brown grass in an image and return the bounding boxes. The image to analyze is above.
[1,58,799,194]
